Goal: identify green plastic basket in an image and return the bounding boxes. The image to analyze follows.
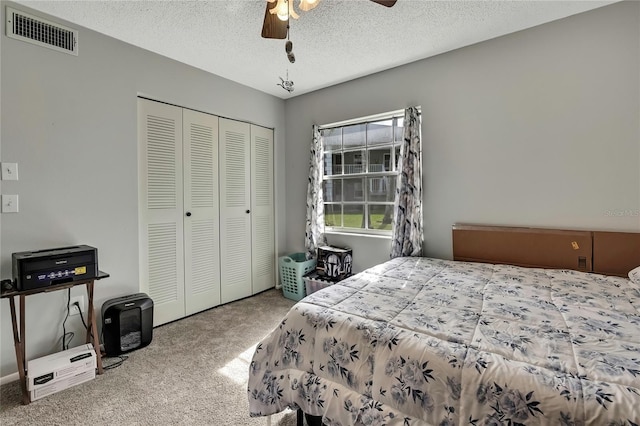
[279,253,316,301]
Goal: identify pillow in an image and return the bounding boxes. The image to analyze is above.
[629,266,640,285]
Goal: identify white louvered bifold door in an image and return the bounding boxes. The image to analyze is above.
[138,99,185,326]
[250,125,275,293]
[183,109,220,315]
[219,118,252,303]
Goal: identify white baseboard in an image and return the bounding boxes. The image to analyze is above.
[0,371,19,385]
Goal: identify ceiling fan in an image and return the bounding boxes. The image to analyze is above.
[261,0,398,39]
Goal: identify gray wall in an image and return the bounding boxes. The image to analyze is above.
[284,1,640,270]
[1,0,639,380]
[0,2,286,377]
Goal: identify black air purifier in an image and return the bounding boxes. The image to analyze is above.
[102,293,153,356]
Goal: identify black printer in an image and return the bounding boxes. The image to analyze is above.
[12,245,98,291]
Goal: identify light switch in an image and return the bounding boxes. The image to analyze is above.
[1,163,19,181]
[1,194,19,213]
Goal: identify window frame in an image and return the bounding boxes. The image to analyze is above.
[320,111,405,236]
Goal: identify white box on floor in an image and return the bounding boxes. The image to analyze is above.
[29,368,95,401]
[27,344,96,391]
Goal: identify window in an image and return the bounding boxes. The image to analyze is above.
[322,113,404,234]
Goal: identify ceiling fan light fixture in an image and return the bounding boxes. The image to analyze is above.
[299,0,319,12]
[270,0,299,21]
[271,0,289,21]
[262,0,396,39]
[288,4,300,20]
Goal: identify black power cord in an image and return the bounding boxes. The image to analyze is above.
[73,301,89,330]
[62,289,74,350]
[73,301,128,371]
[102,354,128,370]
[1,278,14,293]
[61,295,128,371]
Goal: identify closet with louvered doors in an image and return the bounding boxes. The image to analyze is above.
[138,98,220,326]
[138,99,275,326]
[219,118,275,303]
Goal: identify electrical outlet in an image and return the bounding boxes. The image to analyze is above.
[69,296,85,316]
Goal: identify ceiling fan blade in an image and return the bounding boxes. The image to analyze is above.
[261,2,288,39]
[369,0,397,7]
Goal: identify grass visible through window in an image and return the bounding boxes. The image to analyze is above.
[325,213,392,230]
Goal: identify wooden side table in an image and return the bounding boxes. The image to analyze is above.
[0,271,109,404]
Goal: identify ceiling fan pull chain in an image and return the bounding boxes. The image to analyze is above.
[285,17,295,63]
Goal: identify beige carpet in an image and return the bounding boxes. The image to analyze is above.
[0,289,299,426]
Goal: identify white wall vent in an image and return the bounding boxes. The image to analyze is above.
[5,7,78,56]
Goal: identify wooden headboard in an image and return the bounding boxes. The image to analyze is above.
[453,224,640,277]
[592,231,640,277]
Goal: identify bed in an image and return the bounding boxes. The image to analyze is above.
[248,225,640,425]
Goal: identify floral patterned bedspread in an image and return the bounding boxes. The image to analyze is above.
[248,257,640,425]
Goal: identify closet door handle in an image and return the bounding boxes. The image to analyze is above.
[186,212,192,217]
[246,210,250,214]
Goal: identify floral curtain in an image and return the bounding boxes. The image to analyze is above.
[390,107,423,258]
[305,125,327,259]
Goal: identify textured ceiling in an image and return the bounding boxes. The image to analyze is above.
[14,0,617,99]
